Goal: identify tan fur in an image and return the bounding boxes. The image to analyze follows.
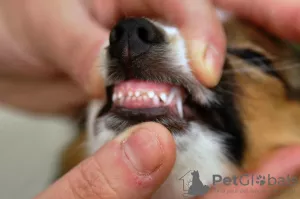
[225,19,300,198]
[61,18,300,198]
[60,131,87,175]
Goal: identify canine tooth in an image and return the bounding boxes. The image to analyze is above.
[166,88,177,105]
[159,93,167,102]
[153,96,160,105]
[176,97,183,118]
[135,91,141,97]
[148,91,155,98]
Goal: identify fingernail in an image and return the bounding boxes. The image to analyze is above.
[187,40,222,87]
[122,128,164,174]
[204,46,222,86]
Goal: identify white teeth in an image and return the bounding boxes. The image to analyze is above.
[153,96,160,105]
[135,91,141,97]
[113,88,184,118]
[148,91,155,98]
[166,88,177,105]
[176,97,183,118]
[159,93,167,103]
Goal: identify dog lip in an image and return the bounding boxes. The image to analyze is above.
[111,106,171,119]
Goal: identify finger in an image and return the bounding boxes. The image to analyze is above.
[0,76,87,115]
[35,122,176,199]
[213,0,300,42]
[8,0,110,99]
[201,146,300,199]
[86,0,226,87]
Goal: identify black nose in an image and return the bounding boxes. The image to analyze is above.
[108,18,165,61]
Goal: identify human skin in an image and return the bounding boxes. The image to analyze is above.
[0,0,225,114]
[213,0,300,42]
[35,122,300,199]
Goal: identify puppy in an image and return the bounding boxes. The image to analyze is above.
[60,9,300,199]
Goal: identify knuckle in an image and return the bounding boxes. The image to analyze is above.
[67,157,119,199]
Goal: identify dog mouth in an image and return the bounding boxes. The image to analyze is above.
[97,77,199,133]
[102,78,196,118]
[112,79,187,118]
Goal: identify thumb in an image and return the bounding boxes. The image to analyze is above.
[35,122,176,199]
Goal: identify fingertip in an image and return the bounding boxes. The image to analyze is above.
[174,0,226,88]
[187,39,225,88]
[117,122,177,165]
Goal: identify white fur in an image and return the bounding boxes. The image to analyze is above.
[152,122,234,199]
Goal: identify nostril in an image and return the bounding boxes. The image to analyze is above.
[137,27,155,43]
[110,26,124,43]
[108,18,165,61]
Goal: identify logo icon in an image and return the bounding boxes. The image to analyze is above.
[256,175,266,186]
[179,170,210,198]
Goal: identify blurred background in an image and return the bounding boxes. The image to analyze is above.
[0,104,77,199]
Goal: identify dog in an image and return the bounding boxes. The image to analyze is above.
[60,9,300,199]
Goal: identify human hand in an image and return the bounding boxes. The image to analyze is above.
[213,0,300,42]
[0,0,226,114]
[34,121,300,199]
